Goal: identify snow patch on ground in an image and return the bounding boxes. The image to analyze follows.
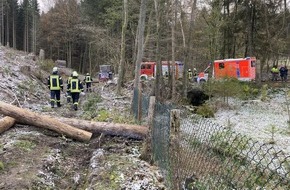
[211,90,290,156]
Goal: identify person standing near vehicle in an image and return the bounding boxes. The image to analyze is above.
[47,67,63,108]
[66,73,73,103]
[271,65,279,81]
[68,71,84,111]
[84,73,92,92]
[188,69,193,81]
[279,65,288,82]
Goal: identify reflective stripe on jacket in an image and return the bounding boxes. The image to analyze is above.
[70,78,81,93]
[50,75,61,90]
[85,75,92,83]
[67,76,72,84]
[188,71,193,79]
[271,68,279,73]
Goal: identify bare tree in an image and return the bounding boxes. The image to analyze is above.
[133,0,148,88]
[182,0,197,97]
[171,0,177,98]
[117,0,129,95]
[153,0,163,100]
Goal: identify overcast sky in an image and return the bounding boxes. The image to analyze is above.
[38,0,55,13]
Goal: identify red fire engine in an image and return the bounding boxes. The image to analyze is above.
[213,57,256,80]
[197,57,256,82]
[140,61,184,79]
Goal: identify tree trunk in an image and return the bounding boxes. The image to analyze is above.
[171,0,177,98]
[0,116,16,134]
[154,0,161,100]
[6,4,9,47]
[55,117,148,140]
[0,101,92,141]
[183,0,197,97]
[117,0,129,95]
[133,0,147,89]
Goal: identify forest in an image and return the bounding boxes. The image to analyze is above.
[1,0,290,94]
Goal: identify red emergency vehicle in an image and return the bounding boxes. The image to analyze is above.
[140,61,184,79]
[213,57,256,81]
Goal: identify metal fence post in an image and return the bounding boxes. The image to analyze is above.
[137,82,142,122]
[170,109,181,190]
[140,96,156,163]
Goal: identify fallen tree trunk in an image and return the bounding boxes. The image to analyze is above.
[56,117,148,140]
[0,116,16,134]
[0,101,92,141]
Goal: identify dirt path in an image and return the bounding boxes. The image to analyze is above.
[0,46,165,189]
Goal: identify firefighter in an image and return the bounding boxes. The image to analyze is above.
[188,69,193,81]
[165,71,169,78]
[84,73,92,92]
[193,68,198,82]
[68,71,84,111]
[66,73,73,103]
[47,67,63,108]
[279,66,288,82]
[271,65,279,81]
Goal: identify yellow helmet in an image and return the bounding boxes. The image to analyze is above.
[72,71,78,77]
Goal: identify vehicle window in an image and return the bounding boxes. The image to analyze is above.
[219,62,224,69]
[251,61,256,67]
[147,65,151,69]
[141,65,146,69]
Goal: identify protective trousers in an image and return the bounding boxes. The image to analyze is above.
[50,90,61,108]
[71,92,80,110]
[86,82,92,92]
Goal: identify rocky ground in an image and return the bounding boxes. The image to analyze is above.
[0,46,165,190]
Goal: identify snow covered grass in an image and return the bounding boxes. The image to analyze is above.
[211,88,290,156]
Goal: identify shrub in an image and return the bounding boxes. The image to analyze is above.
[196,104,215,118]
[82,94,102,119]
[37,59,55,72]
[93,109,110,122]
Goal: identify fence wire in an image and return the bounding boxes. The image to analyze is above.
[131,88,290,189]
[176,112,290,190]
[152,101,172,183]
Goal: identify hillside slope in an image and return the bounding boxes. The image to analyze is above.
[0,47,165,189]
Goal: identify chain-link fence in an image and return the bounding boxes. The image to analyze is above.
[131,86,150,121]
[177,112,290,189]
[132,88,290,189]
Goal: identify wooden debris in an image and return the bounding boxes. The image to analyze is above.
[0,116,16,134]
[0,101,92,141]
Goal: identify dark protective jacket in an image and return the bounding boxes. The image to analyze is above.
[47,72,63,90]
[84,75,92,83]
[67,77,84,93]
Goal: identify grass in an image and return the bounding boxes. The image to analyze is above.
[0,161,4,171]
[15,140,36,151]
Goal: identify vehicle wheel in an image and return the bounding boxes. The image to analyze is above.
[199,79,206,84]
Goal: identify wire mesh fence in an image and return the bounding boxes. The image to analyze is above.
[178,112,290,189]
[131,88,290,189]
[131,86,150,121]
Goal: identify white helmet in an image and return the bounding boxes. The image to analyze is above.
[72,71,78,77]
[188,69,191,71]
[52,67,58,72]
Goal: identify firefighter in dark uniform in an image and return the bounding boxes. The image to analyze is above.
[66,73,73,103]
[188,69,193,82]
[47,67,63,108]
[84,73,92,92]
[67,71,83,111]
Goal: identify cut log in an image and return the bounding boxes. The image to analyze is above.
[0,116,16,134]
[0,101,92,141]
[56,117,148,140]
